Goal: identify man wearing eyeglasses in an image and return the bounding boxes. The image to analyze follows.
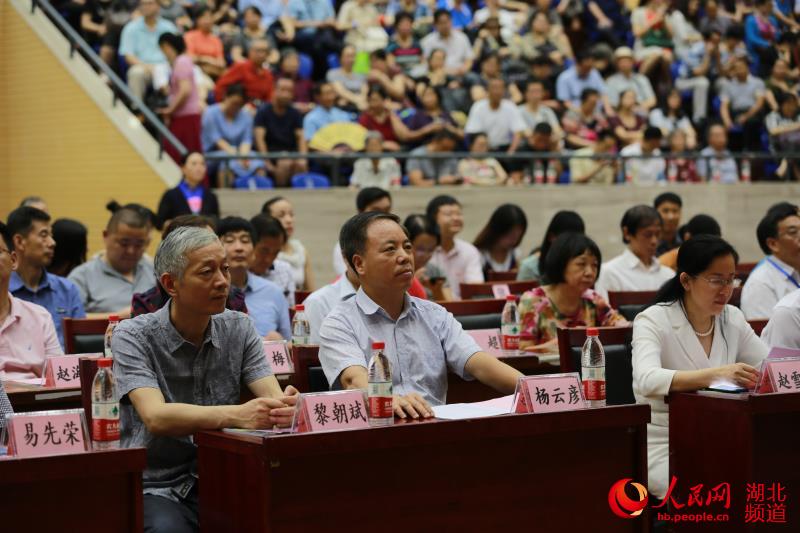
[0,222,62,381]
[741,203,800,319]
[68,206,156,318]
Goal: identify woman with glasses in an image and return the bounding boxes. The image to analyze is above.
[632,235,767,504]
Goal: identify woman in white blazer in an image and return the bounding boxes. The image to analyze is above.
[632,235,768,501]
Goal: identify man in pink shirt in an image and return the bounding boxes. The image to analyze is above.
[0,222,62,381]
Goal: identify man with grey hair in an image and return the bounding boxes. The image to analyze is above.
[112,226,298,533]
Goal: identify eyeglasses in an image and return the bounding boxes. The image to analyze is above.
[779,226,800,239]
[693,275,742,289]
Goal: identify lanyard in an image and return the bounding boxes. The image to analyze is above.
[767,258,800,289]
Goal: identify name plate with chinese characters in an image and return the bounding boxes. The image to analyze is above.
[512,373,587,414]
[43,356,82,388]
[491,284,511,299]
[467,329,503,357]
[756,357,800,395]
[263,340,294,375]
[292,391,370,433]
[3,409,90,458]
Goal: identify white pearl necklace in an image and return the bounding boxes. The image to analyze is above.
[694,320,715,337]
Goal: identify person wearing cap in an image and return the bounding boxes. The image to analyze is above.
[318,212,523,419]
[112,226,297,533]
[605,46,657,112]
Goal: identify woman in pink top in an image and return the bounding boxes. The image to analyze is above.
[158,32,203,164]
[182,6,226,79]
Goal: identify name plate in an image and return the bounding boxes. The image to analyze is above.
[492,284,511,299]
[263,340,294,375]
[4,409,90,458]
[44,356,81,388]
[756,357,800,394]
[468,329,503,357]
[512,373,587,413]
[292,390,370,433]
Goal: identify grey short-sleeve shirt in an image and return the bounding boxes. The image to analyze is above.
[318,289,480,406]
[112,304,272,501]
[68,256,156,313]
[406,145,459,184]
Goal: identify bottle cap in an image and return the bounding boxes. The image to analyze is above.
[505,295,516,301]
[98,358,113,368]
[372,341,385,350]
[586,327,599,337]
[295,304,304,311]
[108,315,120,322]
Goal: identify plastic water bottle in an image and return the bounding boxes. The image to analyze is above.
[533,161,544,184]
[740,159,751,182]
[367,342,393,426]
[92,358,120,449]
[667,161,678,182]
[545,160,558,184]
[501,295,521,357]
[104,315,120,358]
[292,304,310,345]
[581,328,606,408]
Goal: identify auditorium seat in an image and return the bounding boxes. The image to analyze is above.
[63,317,109,354]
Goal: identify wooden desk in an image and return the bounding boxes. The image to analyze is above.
[5,382,82,412]
[292,346,559,403]
[669,392,800,531]
[0,447,146,533]
[197,404,650,532]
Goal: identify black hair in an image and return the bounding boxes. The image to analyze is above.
[179,151,204,167]
[756,202,800,255]
[6,206,51,243]
[261,196,287,215]
[662,88,687,119]
[224,83,247,100]
[106,200,155,231]
[312,82,332,97]
[725,24,744,40]
[575,49,592,63]
[432,129,460,145]
[469,132,488,146]
[394,12,414,26]
[193,5,212,19]
[250,214,287,244]
[367,85,387,100]
[433,8,451,23]
[542,233,602,285]
[340,212,406,272]
[524,79,544,92]
[596,128,617,142]
[162,214,216,240]
[537,210,585,264]
[19,196,46,208]
[654,192,683,209]
[0,222,13,252]
[426,195,460,224]
[533,122,553,135]
[580,88,599,102]
[157,32,186,54]
[654,235,739,304]
[643,126,663,141]
[473,204,528,252]
[683,214,721,239]
[621,205,662,243]
[243,5,261,17]
[369,49,387,62]
[356,187,391,212]
[215,216,256,242]
[404,214,440,244]
[49,218,88,276]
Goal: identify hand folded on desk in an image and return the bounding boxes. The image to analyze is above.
[394,393,433,420]
[239,385,300,429]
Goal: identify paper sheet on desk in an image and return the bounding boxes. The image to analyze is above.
[4,378,45,387]
[432,395,514,420]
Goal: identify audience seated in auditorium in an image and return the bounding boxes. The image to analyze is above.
[49,218,87,278]
[318,211,522,416]
[659,214,722,271]
[619,126,666,183]
[303,82,354,142]
[386,13,425,79]
[407,130,461,186]
[518,80,563,146]
[68,203,156,317]
[519,232,627,352]
[426,195,484,298]
[249,214,295,307]
[405,86,463,148]
[405,214,453,302]
[336,0,388,53]
[473,204,527,278]
[741,202,800,319]
[720,56,767,152]
[421,10,474,76]
[518,211,585,282]
[214,37,274,106]
[654,192,683,256]
[457,133,508,186]
[596,205,675,299]
[327,45,368,112]
[562,88,610,149]
[288,0,340,81]
[649,88,698,150]
[7,207,85,349]
[358,86,430,151]
[697,124,740,183]
[262,197,314,290]
[610,90,647,148]
[556,50,609,114]
[569,129,618,184]
[350,132,402,190]
[606,46,657,112]
[0,222,62,380]
[113,226,297,532]
[183,6,226,80]
[665,129,701,182]
[157,152,220,229]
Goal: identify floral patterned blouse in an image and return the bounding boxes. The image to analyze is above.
[518,286,629,344]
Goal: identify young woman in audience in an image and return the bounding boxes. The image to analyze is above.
[327,45,368,112]
[156,152,220,230]
[406,86,463,148]
[610,89,647,147]
[632,235,766,502]
[457,133,508,186]
[595,205,676,299]
[262,196,314,291]
[517,210,585,282]
[665,129,700,182]
[649,88,698,149]
[48,219,87,278]
[357,86,432,151]
[518,233,628,353]
[404,214,454,302]
[473,204,528,277]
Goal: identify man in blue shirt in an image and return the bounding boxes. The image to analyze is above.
[216,217,291,340]
[119,0,178,102]
[556,50,610,114]
[318,212,522,419]
[6,207,85,350]
[303,82,353,141]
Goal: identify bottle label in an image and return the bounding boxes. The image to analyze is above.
[368,382,393,419]
[501,324,520,350]
[92,402,120,441]
[582,379,606,401]
[292,335,309,346]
